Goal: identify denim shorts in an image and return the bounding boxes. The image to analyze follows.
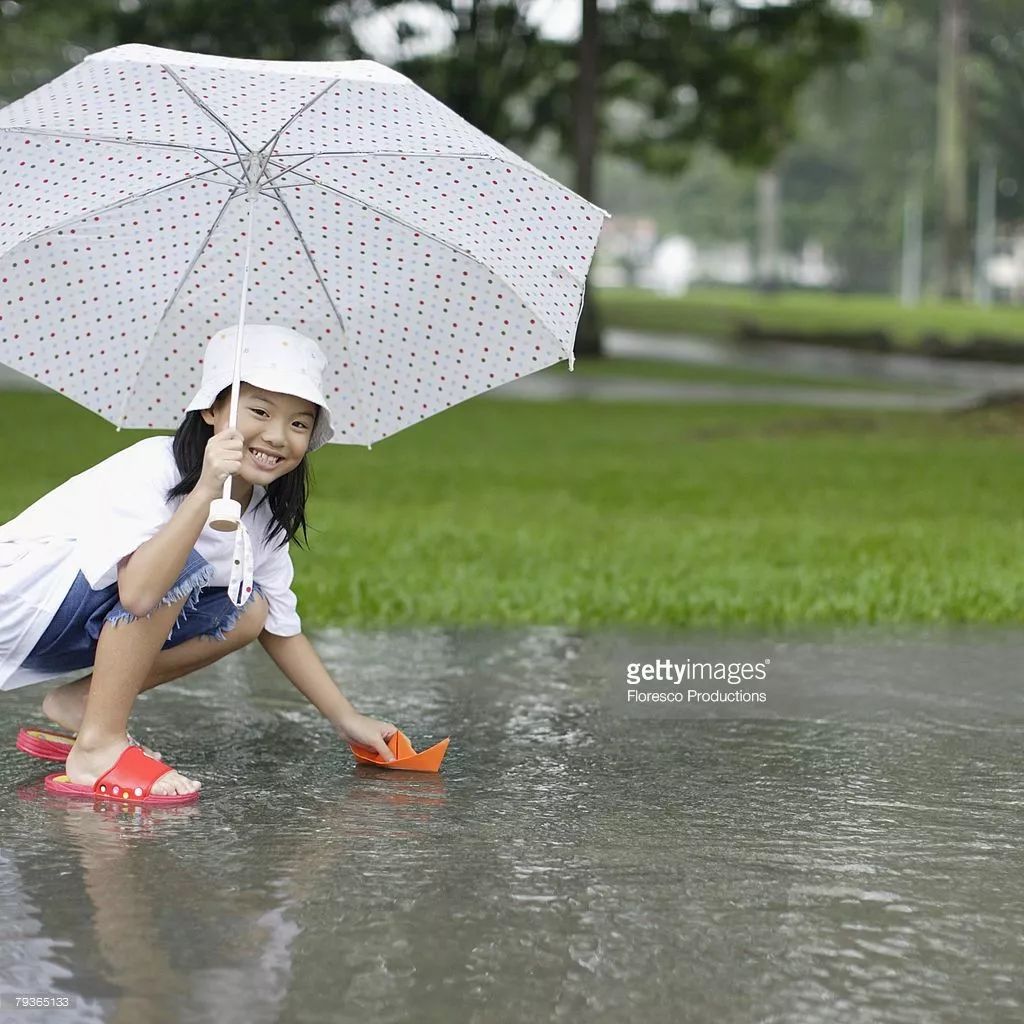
[21,547,265,676]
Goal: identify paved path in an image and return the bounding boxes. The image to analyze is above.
[486,326,1006,410]
[0,365,43,391]
[3,327,1015,412]
[604,328,1024,392]
[489,372,981,411]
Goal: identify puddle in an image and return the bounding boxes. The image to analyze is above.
[2,626,1022,1022]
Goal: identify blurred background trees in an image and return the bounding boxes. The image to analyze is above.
[325,0,866,354]
[597,0,1024,305]
[4,1,1023,346]
[0,0,864,355]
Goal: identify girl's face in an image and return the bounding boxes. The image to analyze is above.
[201,382,318,485]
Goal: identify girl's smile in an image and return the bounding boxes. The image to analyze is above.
[247,447,283,469]
[245,446,286,474]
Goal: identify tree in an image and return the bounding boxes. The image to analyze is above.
[969,0,1024,221]
[380,0,865,354]
[937,0,971,298]
[570,0,1024,299]
[574,0,601,354]
[0,0,865,354]
[781,0,1024,298]
[772,1,944,294]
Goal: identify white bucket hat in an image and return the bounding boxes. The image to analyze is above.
[185,323,336,451]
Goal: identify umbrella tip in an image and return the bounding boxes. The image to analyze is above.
[568,354,575,372]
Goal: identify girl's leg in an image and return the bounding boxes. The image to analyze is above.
[147,592,269,690]
[65,593,200,797]
[41,595,269,740]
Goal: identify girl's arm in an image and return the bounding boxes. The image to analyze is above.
[258,630,397,761]
[118,488,212,615]
[119,428,242,614]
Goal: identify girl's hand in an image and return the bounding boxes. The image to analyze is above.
[336,712,399,763]
[196,428,245,498]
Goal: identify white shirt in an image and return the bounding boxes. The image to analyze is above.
[0,436,302,691]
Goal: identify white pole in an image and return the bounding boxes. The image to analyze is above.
[900,185,923,307]
[974,149,997,307]
[208,190,258,531]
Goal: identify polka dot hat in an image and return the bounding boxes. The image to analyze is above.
[0,44,611,446]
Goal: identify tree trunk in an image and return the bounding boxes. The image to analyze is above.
[573,0,602,359]
[937,0,971,299]
[756,168,782,290]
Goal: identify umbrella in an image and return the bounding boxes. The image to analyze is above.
[0,44,609,485]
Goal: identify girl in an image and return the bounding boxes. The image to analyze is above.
[0,324,398,804]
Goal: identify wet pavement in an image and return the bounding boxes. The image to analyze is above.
[606,327,1024,392]
[1,329,1007,411]
[492,372,975,410]
[2,626,1023,1023]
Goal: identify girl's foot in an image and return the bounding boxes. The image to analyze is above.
[42,687,162,760]
[65,737,200,797]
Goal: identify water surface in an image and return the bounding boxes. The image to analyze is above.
[2,627,1023,1022]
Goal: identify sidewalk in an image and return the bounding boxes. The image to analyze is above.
[603,328,1024,391]
[0,365,43,391]
[489,372,979,411]
[2,328,1009,412]
[485,327,1024,410]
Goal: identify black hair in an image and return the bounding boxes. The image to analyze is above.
[165,385,317,551]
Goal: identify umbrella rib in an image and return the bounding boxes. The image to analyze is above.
[0,124,236,157]
[262,78,341,157]
[163,65,252,156]
[226,134,250,180]
[264,184,366,445]
[261,159,482,265]
[259,155,318,189]
[262,160,587,354]
[266,149,611,214]
[195,151,245,185]
[114,185,243,430]
[271,149,498,160]
[4,165,241,254]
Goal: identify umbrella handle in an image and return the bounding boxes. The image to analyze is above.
[207,191,258,534]
[208,496,242,532]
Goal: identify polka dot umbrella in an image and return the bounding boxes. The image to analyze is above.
[0,44,610,521]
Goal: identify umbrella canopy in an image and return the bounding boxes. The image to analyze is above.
[0,44,609,447]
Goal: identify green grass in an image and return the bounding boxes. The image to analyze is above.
[596,286,1024,347]
[542,356,952,394]
[4,390,1024,628]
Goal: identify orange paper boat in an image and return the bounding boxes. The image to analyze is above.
[349,730,449,773]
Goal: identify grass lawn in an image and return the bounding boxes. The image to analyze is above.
[3,390,1024,628]
[596,287,1024,347]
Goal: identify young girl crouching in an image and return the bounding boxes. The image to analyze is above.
[0,324,397,804]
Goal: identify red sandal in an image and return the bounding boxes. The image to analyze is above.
[16,726,77,762]
[44,745,199,806]
[17,725,157,763]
